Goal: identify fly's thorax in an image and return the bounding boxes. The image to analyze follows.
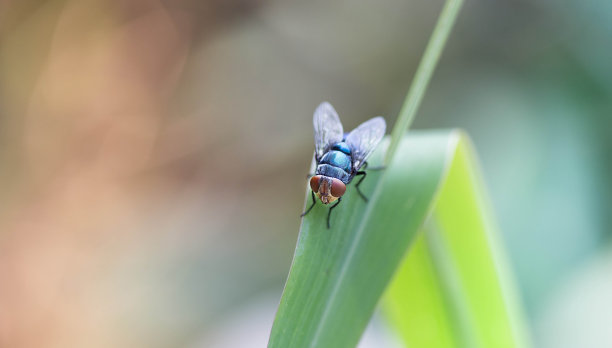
[310,175,346,204]
[331,142,351,155]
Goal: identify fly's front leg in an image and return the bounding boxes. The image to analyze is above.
[301,191,317,217]
[327,197,342,229]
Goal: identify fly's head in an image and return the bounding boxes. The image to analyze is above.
[310,175,346,204]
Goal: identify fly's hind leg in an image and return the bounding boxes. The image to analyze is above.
[327,197,342,229]
[354,171,369,202]
[353,161,386,202]
[362,161,385,171]
[301,191,317,217]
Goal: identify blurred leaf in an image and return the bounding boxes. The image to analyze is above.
[382,136,529,347]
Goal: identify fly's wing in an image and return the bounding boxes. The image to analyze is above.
[313,102,344,162]
[346,116,386,171]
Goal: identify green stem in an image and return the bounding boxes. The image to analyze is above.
[384,0,464,165]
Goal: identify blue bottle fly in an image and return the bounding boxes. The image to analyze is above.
[301,102,386,228]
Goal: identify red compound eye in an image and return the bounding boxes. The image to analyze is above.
[330,178,346,197]
[309,175,321,192]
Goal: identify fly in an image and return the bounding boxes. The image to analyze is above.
[301,102,386,228]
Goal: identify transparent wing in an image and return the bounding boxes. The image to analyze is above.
[313,102,344,161]
[346,116,386,171]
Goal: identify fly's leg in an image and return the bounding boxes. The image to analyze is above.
[301,191,317,217]
[353,161,386,202]
[354,171,369,202]
[362,161,385,171]
[327,197,342,229]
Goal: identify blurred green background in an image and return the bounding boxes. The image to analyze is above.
[0,0,611,347]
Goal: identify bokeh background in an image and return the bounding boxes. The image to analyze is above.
[1,0,611,347]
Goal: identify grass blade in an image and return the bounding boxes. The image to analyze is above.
[269,131,460,347]
[269,133,528,347]
[385,0,464,164]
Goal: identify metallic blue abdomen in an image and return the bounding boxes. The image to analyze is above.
[316,142,353,183]
[320,150,352,173]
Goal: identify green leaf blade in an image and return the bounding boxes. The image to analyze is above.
[269,131,460,348]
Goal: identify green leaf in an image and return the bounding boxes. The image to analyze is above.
[269,131,447,347]
[269,133,528,347]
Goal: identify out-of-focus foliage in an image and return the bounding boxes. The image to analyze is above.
[0,0,611,347]
[383,136,527,348]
